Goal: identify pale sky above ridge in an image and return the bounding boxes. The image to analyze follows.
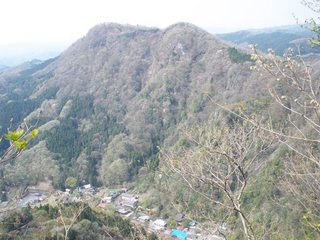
[0,0,317,45]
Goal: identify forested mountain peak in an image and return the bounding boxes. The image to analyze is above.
[0,22,255,188]
[31,22,233,102]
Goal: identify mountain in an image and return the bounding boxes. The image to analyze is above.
[218,25,320,55]
[0,22,319,239]
[0,22,266,192]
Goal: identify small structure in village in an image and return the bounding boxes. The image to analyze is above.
[97,193,116,208]
[120,193,138,209]
[18,187,48,208]
[189,220,198,228]
[152,219,167,231]
[97,198,108,208]
[175,213,185,222]
[116,208,131,215]
[171,229,188,239]
[116,207,133,217]
[79,184,96,194]
[137,215,150,223]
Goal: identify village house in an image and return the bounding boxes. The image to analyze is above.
[121,193,137,201]
[104,196,113,203]
[79,184,96,194]
[97,199,108,208]
[97,194,115,208]
[137,215,150,223]
[107,189,122,200]
[152,219,167,231]
[116,208,131,215]
[120,193,138,209]
[175,213,185,222]
[115,207,134,218]
[171,229,188,239]
[189,220,198,228]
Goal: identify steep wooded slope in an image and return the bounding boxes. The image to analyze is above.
[0,22,267,190]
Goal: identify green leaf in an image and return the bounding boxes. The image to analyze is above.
[13,139,28,150]
[29,129,39,138]
[5,130,25,141]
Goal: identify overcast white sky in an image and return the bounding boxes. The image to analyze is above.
[0,0,317,45]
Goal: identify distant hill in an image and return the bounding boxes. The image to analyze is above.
[0,64,9,73]
[218,25,320,55]
[0,42,69,66]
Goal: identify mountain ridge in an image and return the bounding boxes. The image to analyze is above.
[218,25,320,55]
[0,22,262,188]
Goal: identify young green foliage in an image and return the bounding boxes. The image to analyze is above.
[0,127,39,164]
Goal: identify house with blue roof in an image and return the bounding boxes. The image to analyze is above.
[171,229,188,239]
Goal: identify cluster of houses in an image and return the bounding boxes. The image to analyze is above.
[64,183,96,195]
[10,185,225,240]
[98,190,138,217]
[145,216,220,240]
[95,189,217,239]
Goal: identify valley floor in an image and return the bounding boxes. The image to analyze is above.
[1,186,225,240]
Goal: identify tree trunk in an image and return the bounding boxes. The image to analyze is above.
[239,211,250,239]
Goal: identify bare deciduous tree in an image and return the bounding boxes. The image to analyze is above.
[55,193,87,240]
[162,121,273,239]
[250,44,320,233]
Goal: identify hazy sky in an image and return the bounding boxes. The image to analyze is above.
[0,0,317,45]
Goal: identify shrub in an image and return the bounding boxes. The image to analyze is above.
[228,47,252,63]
